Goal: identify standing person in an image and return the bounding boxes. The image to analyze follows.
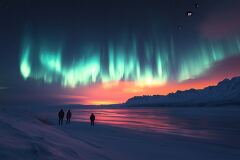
[90,113,95,126]
[58,109,64,126]
[66,109,72,124]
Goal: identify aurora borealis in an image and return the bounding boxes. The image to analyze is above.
[1,0,240,105]
[20,36,240,87]
[20,36,170,87]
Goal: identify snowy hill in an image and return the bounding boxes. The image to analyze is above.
[126,76,240,106]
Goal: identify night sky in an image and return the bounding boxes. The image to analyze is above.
[1,0,240,105]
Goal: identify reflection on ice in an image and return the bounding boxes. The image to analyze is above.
[72,108,215,139]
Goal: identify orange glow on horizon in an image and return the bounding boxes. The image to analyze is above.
[59,55,240,105]
[60,79,220,105]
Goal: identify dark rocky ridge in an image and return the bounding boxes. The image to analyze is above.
[126,76,240,107]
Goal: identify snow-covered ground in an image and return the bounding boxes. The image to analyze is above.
[1,105,240,160]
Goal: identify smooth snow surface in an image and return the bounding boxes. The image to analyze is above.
[1,106,240,160]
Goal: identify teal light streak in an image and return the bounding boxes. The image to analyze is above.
[20,44,31,79]
[178,38,240,81]
[40,51,62,72]
[62,54,100,87]
[20,36,240,87]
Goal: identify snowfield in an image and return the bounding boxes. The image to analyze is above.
[0,105,240,160]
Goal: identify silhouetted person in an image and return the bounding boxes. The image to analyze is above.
[66,109,72,124]
[90,113,95,126]
[58,109,64,126]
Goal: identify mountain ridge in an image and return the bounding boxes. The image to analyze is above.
[126,76,240,106]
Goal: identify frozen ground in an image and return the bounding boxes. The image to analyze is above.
[0,105,240,160]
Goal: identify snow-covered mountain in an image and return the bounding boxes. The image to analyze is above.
[126,76,240,106]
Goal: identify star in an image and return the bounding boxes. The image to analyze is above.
[186,11,193,17]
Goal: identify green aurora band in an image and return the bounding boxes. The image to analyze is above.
[20,37,240,87]
[178,38,240,81]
